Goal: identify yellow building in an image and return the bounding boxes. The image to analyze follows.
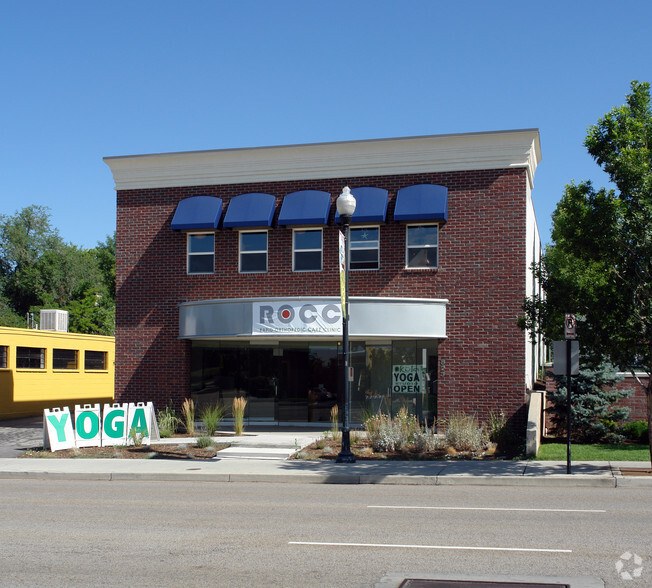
[0,327,115,419]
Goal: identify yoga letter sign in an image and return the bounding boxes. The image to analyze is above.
[43,402,155,451]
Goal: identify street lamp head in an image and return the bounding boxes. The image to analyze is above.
[336,186,357,220]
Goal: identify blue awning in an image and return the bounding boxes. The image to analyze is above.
[334,187,388,223]
[223,193,276,228]
[394,184,448,222]
[170,196,223,230]
[278,190,331,225]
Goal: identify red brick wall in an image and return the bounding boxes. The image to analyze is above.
[116,168,530,425]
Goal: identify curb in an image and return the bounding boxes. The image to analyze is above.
[0,469,640,487]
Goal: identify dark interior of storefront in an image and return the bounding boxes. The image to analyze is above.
[190,339,438,426]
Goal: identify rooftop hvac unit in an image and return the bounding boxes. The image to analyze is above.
[40,309,69,332]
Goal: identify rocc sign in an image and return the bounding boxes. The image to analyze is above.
[253,301,342,335]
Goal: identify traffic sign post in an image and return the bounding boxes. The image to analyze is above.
[553,314,579,474]
[564,313,576,474]
[565,313,576,340]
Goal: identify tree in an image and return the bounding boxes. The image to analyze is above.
[93,233,116,300]
[521,81,652,463]
[0,205,63,316]
[547,361,628,443]
[0,206,115,336]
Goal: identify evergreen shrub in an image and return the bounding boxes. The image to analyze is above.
[548,361,629,443]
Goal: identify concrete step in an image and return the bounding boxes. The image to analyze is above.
[215,446,295,460]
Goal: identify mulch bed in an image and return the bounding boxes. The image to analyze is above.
[20,443,230,460]
[290,436,504,461]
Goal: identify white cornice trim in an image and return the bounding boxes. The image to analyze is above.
[104,129,541,191]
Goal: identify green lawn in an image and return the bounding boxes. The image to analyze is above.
[536,443,649,461]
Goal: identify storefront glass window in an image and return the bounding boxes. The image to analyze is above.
[190,339,438,425]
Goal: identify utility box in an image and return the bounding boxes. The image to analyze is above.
[40,309,69,332]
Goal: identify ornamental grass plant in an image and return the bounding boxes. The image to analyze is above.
[195,435,216,449]
[412,425,444,452]
[232,396,247,436]
[330,405,340,440]
[444,412,488,452]
[363,408,419,452]
[200,403,225,436]
[181,398,195,436]
[157,405,180,438]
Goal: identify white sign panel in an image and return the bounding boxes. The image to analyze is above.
[252,301,342,335]
[392,365,427,395]
[74,404,102,448]
[127,402,153,445]
[43,403,157,451]
[101,403,129,447]
[44,407,75,451]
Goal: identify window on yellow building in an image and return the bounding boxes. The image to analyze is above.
[85,350,107,370]
[53,349,78,370]
[16,347,45,369]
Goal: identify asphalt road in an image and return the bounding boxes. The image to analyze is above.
[0,480,649,587]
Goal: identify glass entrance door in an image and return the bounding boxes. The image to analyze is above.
[277,343,338,422]
[191,343,277,421]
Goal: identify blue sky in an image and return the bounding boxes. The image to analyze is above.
[1,1,650,249]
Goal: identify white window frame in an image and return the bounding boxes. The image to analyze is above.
[349,225,380,270]
[187,232,215,275]
[405,224,439,269]
[239,230,268,273]
[292,228,323,272]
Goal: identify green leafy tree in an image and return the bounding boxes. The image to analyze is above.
[0,205,64,316]
[33,246,102,308]
[93,233,116,300]
[521,81,652,462]
[0,206,115,335]
[67,286,115,335]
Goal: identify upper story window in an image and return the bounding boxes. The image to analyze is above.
[293,229,322,272]
[85,350,107,371]
[53,349,78,370]
[240,231,268,273]
[187,233,214,274]
[0,346,7,369]
[16,346,45,369]
[406,224,438,269]
[350,227,379,270]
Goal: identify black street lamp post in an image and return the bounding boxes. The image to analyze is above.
[336,187,356,463]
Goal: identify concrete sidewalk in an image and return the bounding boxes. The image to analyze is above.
[0,419,650,487]
[1,455,649,487]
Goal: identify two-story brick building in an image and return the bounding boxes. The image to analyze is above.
[105,130,543,429]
